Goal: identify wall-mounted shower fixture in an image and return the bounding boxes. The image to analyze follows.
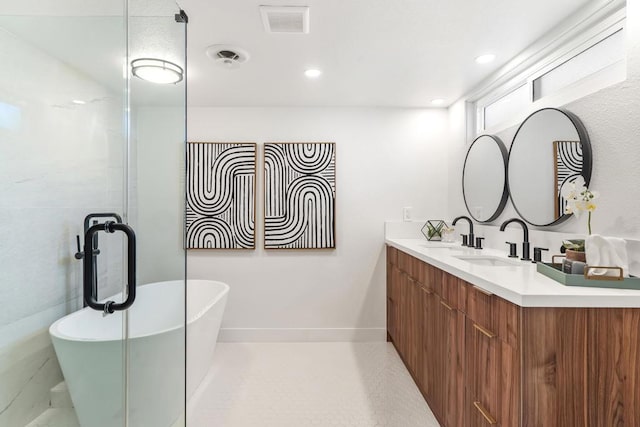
[131,58,184,84]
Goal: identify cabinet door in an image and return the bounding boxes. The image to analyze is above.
[405,276,423,381]
[588,308,640,426]
[465,317,499,426]
[398,272,409,359]
[522,308,588,427]
[387,266,402,343]
[466,389,499,426]
[421,288,440,413]
[387,297,397,342]
[441,299,465,427]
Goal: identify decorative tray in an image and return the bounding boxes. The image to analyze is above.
[536,262,640,290]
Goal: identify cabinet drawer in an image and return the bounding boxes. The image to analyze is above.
[397,250,411,274]
[422,262,438,293]
[440,271,462,310]
[465,282,520,347]
[386,245,398,266]
[494,296,519,348]
[397,252,424,283]
[412,257,426,284]
[465,282,495,331]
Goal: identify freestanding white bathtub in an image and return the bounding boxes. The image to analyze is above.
[50,279,229,427]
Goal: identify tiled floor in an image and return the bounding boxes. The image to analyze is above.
[187,342,440,427]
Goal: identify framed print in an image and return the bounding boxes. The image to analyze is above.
[264,142,336,249]
[186,142,256,249]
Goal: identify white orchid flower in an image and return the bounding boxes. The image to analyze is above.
[561,175,598,234]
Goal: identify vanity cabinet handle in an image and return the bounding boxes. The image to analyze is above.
[473,322,496,339]
[440,300,453,311]
[473,401,497,425]
[422,287,433,295]
[473,285,493,296]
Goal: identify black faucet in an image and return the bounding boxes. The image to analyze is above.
[452,216,474,247]
[499,218,530,261]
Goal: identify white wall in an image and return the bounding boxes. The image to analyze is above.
[137,107,448,341]
[0,27,125,425]
[446,1,640,271]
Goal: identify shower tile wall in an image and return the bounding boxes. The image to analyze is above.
[0,27,125,426]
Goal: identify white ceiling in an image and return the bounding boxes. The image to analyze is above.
[0,0,596,108]
[181,0,594,108]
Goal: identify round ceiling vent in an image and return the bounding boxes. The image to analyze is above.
[206,45,250,69]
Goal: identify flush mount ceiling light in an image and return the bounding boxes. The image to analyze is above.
[431,98,444,106]
[304,69,322,78]
[475,53,496,64]
[131,58,184,84]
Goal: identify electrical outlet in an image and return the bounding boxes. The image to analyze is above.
[403,207,412,221]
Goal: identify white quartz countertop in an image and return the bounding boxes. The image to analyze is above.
[386,238,640,308]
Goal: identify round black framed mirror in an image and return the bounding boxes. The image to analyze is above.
[507,107,592,226]
[462,134,509,223]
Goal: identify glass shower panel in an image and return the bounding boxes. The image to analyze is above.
[127,3,187,426]
[0,8,129,427]
[0,1,187,426]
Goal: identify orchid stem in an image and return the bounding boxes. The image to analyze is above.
[588,211,592,235]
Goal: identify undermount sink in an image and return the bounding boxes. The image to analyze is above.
[453,255,523,267]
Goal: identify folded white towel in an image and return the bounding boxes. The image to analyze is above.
[585,234,629,278]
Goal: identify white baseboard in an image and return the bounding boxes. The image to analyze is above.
[218,328,387,342]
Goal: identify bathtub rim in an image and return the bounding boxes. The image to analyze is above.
[49,279,229,343]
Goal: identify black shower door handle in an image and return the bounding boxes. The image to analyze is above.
[83,221,136,314]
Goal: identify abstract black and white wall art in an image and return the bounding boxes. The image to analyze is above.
[264,143,336,249]
[554,140,583,217]
[186,143,256,249]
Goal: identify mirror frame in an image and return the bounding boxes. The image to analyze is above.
[507,107,592,227]
[462,134,509,223]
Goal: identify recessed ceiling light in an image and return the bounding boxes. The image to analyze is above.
[431,98,444,106]
[72,100,86,105]
[131,58,184,84]
[304,69,322,78]
[475,54,496,64]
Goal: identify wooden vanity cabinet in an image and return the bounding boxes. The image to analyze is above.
[387,245,640,427]
[389,246,520,427]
